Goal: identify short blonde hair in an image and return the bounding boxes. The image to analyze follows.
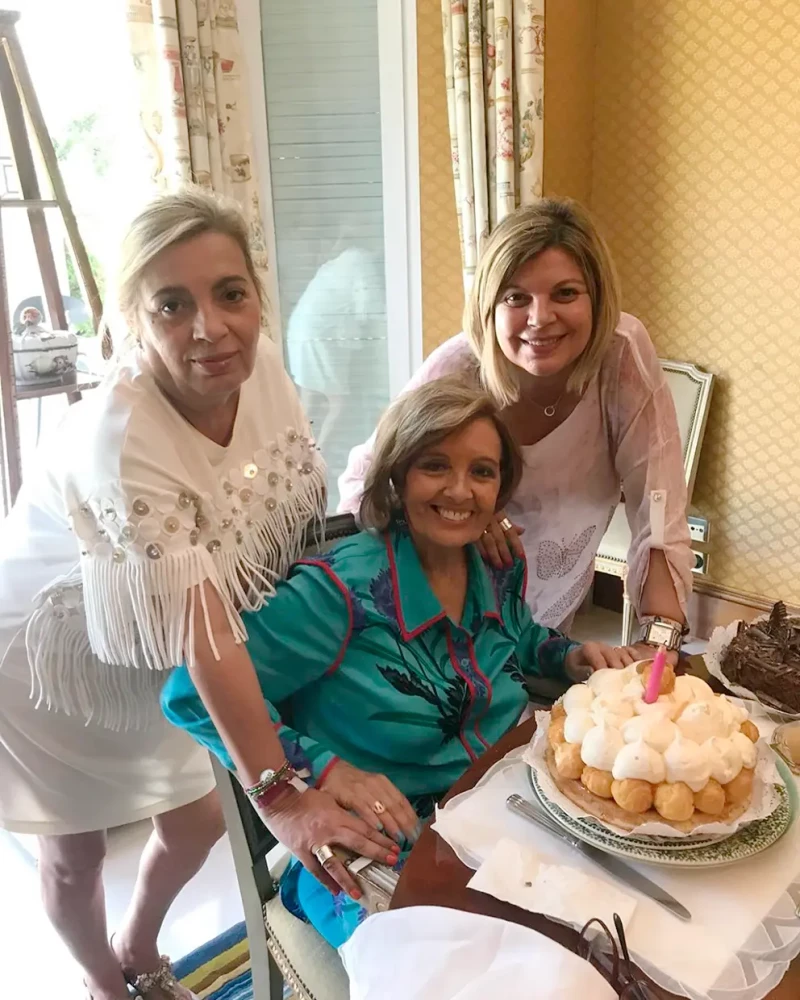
[464,198,621,408]
[360,375,522,531]
[106,187,263,348]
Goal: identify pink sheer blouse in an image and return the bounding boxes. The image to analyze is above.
[338,313,693,631]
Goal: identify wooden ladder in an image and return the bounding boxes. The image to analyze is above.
[0,8,104,511]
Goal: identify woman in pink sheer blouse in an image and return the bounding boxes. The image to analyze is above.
[339,199,693,660]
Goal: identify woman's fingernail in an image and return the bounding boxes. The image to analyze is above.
[351,889,362,900]
[387,852,398,863]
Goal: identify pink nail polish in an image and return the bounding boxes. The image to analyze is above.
[387,852,398,863]
[351,889,362,900]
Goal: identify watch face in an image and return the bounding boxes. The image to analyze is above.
[649,622,675,645]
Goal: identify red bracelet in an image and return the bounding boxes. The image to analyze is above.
[251,773,308,812]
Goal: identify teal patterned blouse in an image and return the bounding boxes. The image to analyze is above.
[161,525,577,810]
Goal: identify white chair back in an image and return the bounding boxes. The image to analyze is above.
[659,359,715,500]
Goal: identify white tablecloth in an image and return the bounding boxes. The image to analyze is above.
[433,724,800,1000]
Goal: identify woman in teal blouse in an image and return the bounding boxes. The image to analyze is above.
[162,375,625,947]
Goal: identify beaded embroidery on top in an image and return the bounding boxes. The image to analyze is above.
[24,426,326,730]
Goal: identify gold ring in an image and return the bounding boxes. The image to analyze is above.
[373,800,386,816]
[498,517,514,533]
[314,845,335,866]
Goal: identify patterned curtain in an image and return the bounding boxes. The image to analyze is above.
[442,0,545,288]
[125,0,269,289]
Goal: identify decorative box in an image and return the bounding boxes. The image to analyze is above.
[12,307,78,384]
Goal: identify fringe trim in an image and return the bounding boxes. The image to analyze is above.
[25,467,327,730]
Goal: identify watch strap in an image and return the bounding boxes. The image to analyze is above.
[638,615,687,651]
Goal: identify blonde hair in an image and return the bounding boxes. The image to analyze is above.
[105,187,263,349]
[360,375,522,531]
[464,198,621,408]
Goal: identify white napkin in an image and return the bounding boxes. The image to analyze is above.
[341,906,617,1000]
[467,836,637,930]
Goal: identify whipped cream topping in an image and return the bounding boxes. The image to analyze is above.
[580,721,624,771]
[591,695,634,730]
[563,684,595,716]
[564,710,596,745]
[622,714,677,753]
[612,739,666,784]
[586,668,628,698]
[677,701,728,744]
[620,674,646,701]
[715,695,749,732]
[731,730,758,769]
[664,733,712,792]
[673,674,716,708]
[705,736,744,784]
[632,695,679,720]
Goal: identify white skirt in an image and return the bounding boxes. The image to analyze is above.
[0,638,215,836]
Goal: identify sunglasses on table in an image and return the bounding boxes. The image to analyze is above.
[578,914,661,999]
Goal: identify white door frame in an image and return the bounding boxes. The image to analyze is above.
[378,0,423,394]
[239,0,422,390]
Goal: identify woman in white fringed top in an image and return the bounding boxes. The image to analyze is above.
[0,191,396,1000]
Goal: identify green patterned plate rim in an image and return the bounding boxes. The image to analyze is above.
[526,761,796,867]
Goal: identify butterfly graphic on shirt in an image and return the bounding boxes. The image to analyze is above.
[536,526,596,580]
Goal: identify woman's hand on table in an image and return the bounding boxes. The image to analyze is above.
[477,510,525,569]
[320,759,419,845]
[565,641,640,679]
[261,786,401,900]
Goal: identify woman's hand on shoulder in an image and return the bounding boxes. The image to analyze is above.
[477,510,525,569]
[261,785,402,900]
[319,759,419,846]
[565,641,640,679]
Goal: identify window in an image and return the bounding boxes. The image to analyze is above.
[0,0,147,512]
[249,0,421,510]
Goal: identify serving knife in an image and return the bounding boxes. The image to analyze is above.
[506,793,691,922]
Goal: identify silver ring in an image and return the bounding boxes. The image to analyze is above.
[498,517,514,533]
[314,844,335,866]
[373,800,386,816]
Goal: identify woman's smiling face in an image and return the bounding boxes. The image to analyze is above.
[493,247,593,381]
[401,417,503,549]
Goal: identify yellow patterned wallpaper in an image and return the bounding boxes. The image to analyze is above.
[544,0,800,604]
[541,0,595,204]
[416,0,465,355]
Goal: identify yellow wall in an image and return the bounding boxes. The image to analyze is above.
[542,0,595,204]
[545,0,800,604]
[416,0,464,355]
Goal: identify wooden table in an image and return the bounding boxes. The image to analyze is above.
[392,717,800,999]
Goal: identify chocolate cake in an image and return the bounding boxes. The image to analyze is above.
[721,602,800,713]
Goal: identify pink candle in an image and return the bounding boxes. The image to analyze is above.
[643,646,668,704]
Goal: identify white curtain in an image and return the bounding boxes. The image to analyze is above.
[442,0,545,288]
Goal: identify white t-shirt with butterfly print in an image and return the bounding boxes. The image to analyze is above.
[337,313,693,630]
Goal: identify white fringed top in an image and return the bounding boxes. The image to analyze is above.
[0,336,326,729]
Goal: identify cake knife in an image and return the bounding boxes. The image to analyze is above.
[506,794,691,922]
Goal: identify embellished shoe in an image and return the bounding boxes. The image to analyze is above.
[124,956,198,1000]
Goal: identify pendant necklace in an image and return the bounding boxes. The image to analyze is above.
[529,389,566,418]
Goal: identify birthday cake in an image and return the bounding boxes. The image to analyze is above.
[547,660,760,832]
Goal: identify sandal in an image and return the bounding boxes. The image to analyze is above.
[123,956,198,1000]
